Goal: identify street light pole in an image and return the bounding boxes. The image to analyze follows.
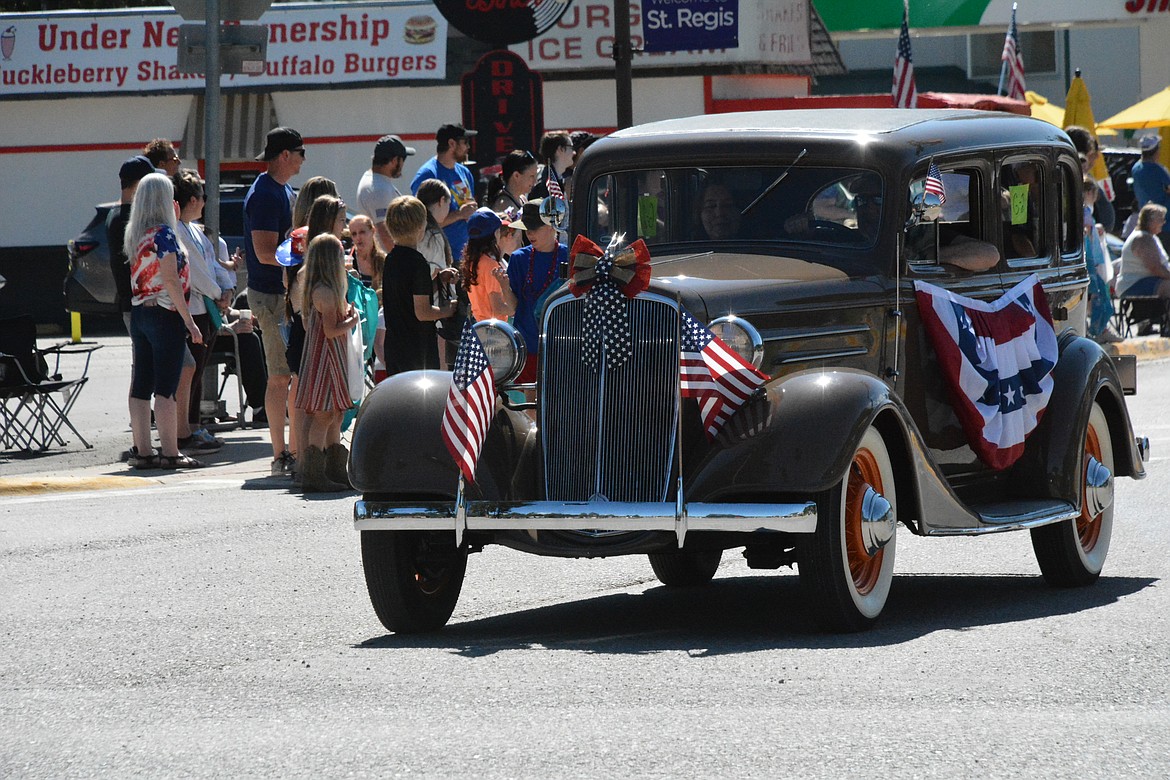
[203,0,221,243]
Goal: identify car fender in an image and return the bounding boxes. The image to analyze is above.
[687,368,907,500]
[349,370,538,500]
[1011,334,1146,501]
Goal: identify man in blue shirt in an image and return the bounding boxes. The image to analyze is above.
[244,126,303,476]
[506,201,568,383]
[1132,134,1170,247]
[410,123,478,264]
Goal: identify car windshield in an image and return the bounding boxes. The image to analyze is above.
[585,165,885,252]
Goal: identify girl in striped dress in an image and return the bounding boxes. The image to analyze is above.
[294,234,360,492]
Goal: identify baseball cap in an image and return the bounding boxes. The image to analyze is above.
[467,208,503,240]
[119,155,158,188]
[506,201,553,232]
[256,127,304,161]
[1139,135,1161,151]
[436,123,478,147]
[373,134,416,162]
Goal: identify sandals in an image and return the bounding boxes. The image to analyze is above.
[157,453,205,470]
[129,447,160,470]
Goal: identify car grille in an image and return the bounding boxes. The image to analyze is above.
[541,293,680,502]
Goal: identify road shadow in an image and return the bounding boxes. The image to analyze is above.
[354,572,1156,657]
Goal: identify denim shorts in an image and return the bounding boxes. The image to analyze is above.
[1119,276,1162,298]
[129,304,187,400]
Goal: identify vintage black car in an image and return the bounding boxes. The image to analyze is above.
[350,110,1147,633]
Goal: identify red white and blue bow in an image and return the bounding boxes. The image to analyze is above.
[568,234,652,369]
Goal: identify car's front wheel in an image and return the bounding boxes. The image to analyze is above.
[648,549,722,587]
[800,426,898,632]
[1030,401,1114,586]
[361,530,467,633]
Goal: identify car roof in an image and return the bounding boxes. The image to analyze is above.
[588,109,1074,174]
[609,108,1056,142]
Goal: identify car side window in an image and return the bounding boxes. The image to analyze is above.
[1058,159,1083,260]
[1000,159,1046,263]
[905,168,984,266]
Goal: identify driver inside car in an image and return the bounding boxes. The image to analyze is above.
[697,182,742,240]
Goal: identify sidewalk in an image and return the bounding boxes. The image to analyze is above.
[4,329,1169,488]
[1,332,282,486]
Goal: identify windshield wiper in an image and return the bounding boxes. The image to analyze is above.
[740,148,808,217]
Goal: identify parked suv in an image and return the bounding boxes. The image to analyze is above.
[65,183,251,315]
[350,110,1147,634]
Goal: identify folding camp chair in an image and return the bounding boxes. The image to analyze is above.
[0,315,101,452]
[201,323,246,430]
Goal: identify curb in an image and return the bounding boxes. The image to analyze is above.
[0,475,158,497]
[1106,336,1170,361]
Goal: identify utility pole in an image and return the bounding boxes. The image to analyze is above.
[613,0,634,129]
[203,0,221,243]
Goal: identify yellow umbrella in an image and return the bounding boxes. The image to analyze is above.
[1098,86,1170,130]
[1026,90,1065,127]
[1064,75,1110,183]
[1099,87,1170,169]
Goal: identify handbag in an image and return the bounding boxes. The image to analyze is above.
[345,322,364,404]
[203,295,223,330]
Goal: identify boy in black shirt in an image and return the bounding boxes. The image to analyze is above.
[382,196,457,374]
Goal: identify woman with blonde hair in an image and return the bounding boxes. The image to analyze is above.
[124,172,204,470]
[294,233,360,491]
[1118,204,1170,300]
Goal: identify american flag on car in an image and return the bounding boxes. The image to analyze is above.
[441,321,496,483]
[680,311,770,441]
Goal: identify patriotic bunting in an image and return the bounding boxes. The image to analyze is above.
[914,274,1057,471]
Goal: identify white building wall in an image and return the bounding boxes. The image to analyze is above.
[2,74,709,250]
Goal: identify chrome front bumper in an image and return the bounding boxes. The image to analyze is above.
[354,498,818,548]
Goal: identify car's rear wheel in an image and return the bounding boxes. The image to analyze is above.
[800,426,897,632]
[361,530,467,633]
[1031,401,1114,586]
[648,549,722,587]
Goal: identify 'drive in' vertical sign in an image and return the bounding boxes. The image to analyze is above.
[643,0,739,53]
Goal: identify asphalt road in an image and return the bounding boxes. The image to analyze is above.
[1,340,1168,778]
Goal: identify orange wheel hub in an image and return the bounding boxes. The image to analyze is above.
[845,449,884,595]
[1078,425,1104,553]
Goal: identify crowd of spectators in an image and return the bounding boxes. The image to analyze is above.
[107,124,597,490]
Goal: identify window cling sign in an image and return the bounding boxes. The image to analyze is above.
[643,0,739,53]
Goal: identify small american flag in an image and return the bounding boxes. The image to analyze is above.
[680,311,770,441]
[1000,3,1026,101]
[924,162,947,204]
[441,320,496,483]
[892,2,917,109]
[546,174,565,201]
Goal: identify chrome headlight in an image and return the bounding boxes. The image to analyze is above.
[708,315,764,369]
[472,319,527,384]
